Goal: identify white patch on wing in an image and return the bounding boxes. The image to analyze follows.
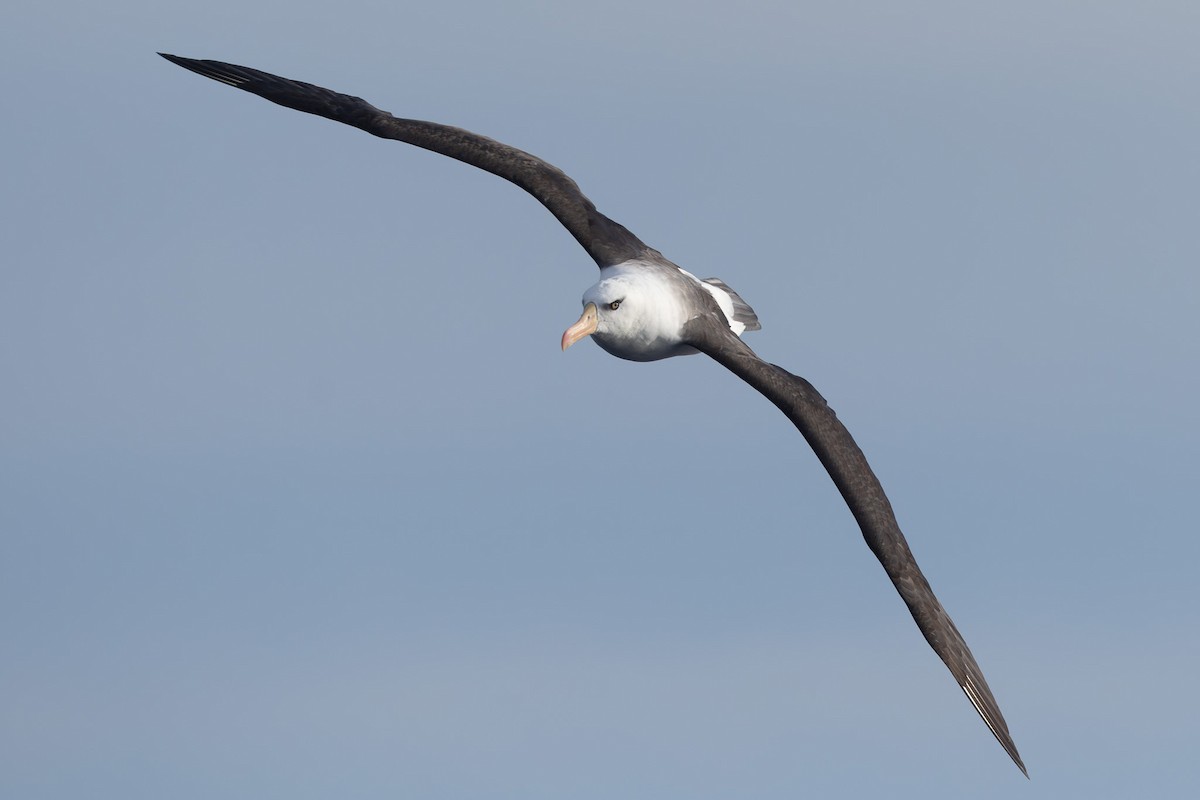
[677,269,761,336]
[703,281,745,334]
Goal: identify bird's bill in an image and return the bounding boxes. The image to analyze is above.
[561,302,599,351]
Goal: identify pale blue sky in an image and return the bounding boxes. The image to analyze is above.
[3,2,1198,798]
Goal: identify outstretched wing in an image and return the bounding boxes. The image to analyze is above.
[685,317,1027,777]
[159,53,652,269]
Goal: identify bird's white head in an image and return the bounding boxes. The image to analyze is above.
[561,263,700,362]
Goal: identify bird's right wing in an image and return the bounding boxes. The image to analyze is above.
[159,54,653,269]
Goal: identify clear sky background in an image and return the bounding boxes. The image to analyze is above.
[3,2,1198,798]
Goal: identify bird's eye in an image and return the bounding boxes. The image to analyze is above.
[609,300,621,311]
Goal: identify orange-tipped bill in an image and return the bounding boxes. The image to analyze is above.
[561,302,598,351]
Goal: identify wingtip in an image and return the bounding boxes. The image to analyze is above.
[998,731,1028,778]
[158,52,192,70]
[985,722,1028,778]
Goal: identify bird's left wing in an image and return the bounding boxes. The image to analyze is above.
[683,317,1027,777]
[159,54,652,269]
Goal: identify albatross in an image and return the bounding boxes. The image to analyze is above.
[160,53,1027,777]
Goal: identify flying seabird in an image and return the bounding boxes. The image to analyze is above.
[159,53,1027,777]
